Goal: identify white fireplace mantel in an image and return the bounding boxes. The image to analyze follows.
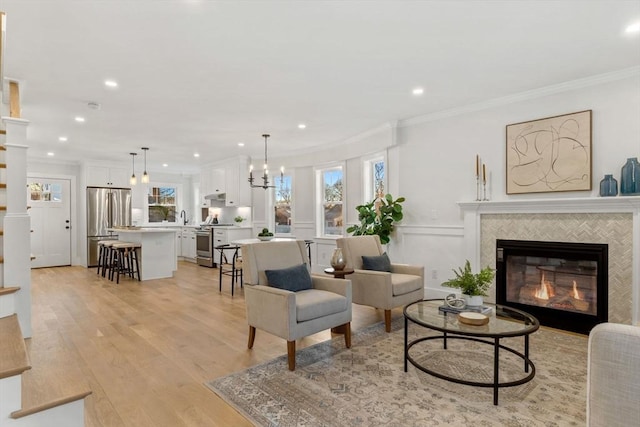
[458,196,640,215]
[457,196,640,325]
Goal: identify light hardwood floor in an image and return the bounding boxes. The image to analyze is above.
[26,262,389,426]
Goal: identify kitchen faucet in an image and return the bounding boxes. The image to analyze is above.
[179,210,188,225]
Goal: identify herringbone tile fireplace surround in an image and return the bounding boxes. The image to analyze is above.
[459,197,640,326]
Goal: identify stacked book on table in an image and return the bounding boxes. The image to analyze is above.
[438,304,492,315]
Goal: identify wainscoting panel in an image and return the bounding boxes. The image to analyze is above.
[396,226,464,293]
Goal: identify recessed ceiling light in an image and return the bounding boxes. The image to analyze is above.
[75,116,85,122]
[194,153,200,158]
[238,142,245,147]
[412,87,424,96]
[58,136,68,142]
[626,22,640,33]
[47,152,54,156]
[298,123,306,129]
[104,80,118,88]
[162,163,169,167]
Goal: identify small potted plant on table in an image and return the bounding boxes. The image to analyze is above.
[441,260,495,306]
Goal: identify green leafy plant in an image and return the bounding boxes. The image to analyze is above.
[234,215,244,223]
[346,194,405,244]
[441,260,495,296]
[258,228,273,237]
[156,205,174,221]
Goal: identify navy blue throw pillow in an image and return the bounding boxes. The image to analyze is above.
[265,263,313,292]
[362,252,391,272]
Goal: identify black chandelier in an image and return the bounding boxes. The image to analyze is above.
[248,134,283,189]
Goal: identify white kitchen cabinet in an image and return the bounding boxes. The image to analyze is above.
[210,168,226,194]
[199,167,225,205]
[225,157,251,207]
[87,165,130,187]
[177,227,197,260]
[212,227,252,247]
[182,228,197,260]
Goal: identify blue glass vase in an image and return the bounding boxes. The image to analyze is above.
[620,157,640,195]
[599,174,618,197]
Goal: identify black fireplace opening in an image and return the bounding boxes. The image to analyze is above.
[496,239,608,335]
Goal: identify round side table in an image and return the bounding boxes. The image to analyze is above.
[323,267,354,279]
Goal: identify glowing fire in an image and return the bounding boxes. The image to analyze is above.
[535,273,555,300]
[571,280,582,300]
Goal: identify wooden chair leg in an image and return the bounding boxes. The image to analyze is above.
[384,309,392,332]
[344,323,351,348]
[248,326,256,349]
[287,341,296,371]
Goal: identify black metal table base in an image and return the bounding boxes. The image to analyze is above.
[404,317,536,405]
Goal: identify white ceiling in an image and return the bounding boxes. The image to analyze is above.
[2,1,639,174]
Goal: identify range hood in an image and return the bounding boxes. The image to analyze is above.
[204,192,226,207]
[204,192,226,201]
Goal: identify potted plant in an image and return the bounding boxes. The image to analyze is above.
[346,193,405,244]
[441,260,495,306]
[234,215,245,225]
[156,206,174,223]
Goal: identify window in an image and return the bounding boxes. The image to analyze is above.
[364,156,386,202]
[274,174,292,234]
[320,167,343,236]
[148,186,177,222]
[28,182,62,202]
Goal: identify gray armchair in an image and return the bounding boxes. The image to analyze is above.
[336,235,424,332]
[243,240,352,370]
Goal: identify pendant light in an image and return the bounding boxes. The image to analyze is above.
[248,134,284,189]
[141,147,149,184]
[129,152,137,186]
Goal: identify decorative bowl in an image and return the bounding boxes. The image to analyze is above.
[257,236,274,241]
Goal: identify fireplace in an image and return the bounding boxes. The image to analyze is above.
[495,239,608,334]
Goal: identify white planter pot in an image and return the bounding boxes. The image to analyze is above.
[464,295,483,307]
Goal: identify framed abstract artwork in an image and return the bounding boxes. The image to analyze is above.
[506,110,592,194]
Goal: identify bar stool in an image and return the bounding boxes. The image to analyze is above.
[97,240,119,278]
[110,242,142,284]
[215,244,243,296]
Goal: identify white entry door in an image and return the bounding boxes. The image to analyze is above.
[28,177,72,268]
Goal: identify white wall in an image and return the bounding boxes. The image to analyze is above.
[395,73,640,294]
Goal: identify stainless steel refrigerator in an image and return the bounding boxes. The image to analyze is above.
[87,186,132,266]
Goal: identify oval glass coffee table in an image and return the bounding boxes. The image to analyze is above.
[403,299,539,405]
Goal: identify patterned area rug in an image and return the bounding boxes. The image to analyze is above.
[205,318,587,426]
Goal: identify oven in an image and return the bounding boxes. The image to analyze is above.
[196,227,215,267]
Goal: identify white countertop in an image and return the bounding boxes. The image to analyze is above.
[232,237,296,245]
[108,228,179,233]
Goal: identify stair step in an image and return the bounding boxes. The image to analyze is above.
[0,163,5,168]
[0,314,32,380]
[0,256,4,263]
[0,183,6,188]
[0,286,20,296]
[10,390,92,419]
[0,206,6,211]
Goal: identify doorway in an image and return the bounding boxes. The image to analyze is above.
[28,177,72,268]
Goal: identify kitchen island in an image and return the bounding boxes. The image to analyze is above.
[110,228,178,280]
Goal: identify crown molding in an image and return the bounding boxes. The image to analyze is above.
[400,66,640,128]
